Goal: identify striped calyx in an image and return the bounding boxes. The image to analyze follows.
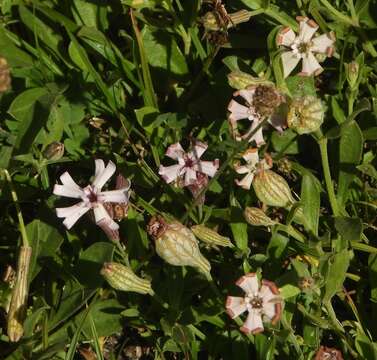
[287,96,325,134]
[244,207,277,226]
[148,217,211,276]
[228,70,274,90]
[191,225,233,247]
[7,246,32,342]
[252,169,295,208]
[101,262,153,295]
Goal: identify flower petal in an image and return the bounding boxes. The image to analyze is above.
[263,302,277,321]
[197,160,219,178]
[92,160,116,191]
[159,164,182,184]
[242,121,265,146]
[228,99,251,122]
[297,17,318,42]
[184,167,197,186]
[236,273,259,295]
[166,142,185,160]
[98,189,128,203]
[191,141,208,159]
[235,172,254,190]
[56,204,91,230]
[53,184,83,199]
[236,88,256,105]
[94,159,105,182]
[225,296,247,319]
[276,27,296,47]
[242,148,259,165]
[241,309,264,334]
[60,171,82,190]
[311,32,335,56]
[235,165,252,175]
[93,203,119,230]
[281,51,301,78]
[300,51,323,76]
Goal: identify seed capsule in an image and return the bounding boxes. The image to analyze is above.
[191,224,233,247]
[252,169,295,208]
[287,96,325,134]
[147,216,211,276]
[244,207,277,226]
[7,246,32,342]
[101,262,153,295]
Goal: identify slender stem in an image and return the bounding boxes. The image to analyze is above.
[317,136,340,216]
[280,314,304,360]
[2,169,29,247]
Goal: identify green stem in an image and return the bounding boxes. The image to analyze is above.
[280,314,304,359]
[317,135,340,216]
[275,224,306,242]
[3,169,29,247]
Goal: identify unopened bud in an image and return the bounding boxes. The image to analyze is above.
[0,56,11,93]
[228,70,274,90]
[101,262,153,295]
[253,170,295,208]
[7,246,32,342]
[287,96,325,134]
[147,216,211,276]
[345,61,359,90]
[298,276,315,292]
[244,207,277,226]
[43,142,64,160]
[191,224,233,247]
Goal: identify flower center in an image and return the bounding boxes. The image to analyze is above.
[297,41,312,54]
[184,157,195,168]
[248,295,263,309]
[83,185,98,203]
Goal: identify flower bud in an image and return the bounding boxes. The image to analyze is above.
[0,56,11,93]
[7,246,32,342]
[43,141,65,160]
[101,262,153,295]
[345,61,359,90]
[287,96,325,134]
[244,207,277,226]
[147,216,211,276]
[191,225,233,247]
[252,170,295,208]
[228,70,274,90]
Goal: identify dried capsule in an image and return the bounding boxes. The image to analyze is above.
[253,169,295,208]
[101,262,153,295]
[147,215,211,277]
[191,224,233,247]
[7,246,32,342]
[244,207,277,226]
[287,96,325,134]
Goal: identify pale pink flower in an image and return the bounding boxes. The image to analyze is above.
[159,141,219,187]
[277,16,335,78]
[226,273,282,334]
[53,160,131,237]
[234,148,271,190]
[228,85,286,146]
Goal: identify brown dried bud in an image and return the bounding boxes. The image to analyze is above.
[314,346,343,360]
[0,56,11,93]
[43,142,64,160]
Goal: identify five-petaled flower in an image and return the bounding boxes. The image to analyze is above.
[277,16,335,78]
[226,273,282,334]
[234,148,271,190]
[159,141,219,187]
[228,84,286,146]
[53,160,130,238]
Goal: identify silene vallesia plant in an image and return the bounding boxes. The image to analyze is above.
[53,159,131,240]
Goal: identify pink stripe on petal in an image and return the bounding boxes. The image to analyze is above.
[298,17,318,42]
[97,218,120,241]
[311,33,335,54]
[277,27,296,47]
[93,203,119,230]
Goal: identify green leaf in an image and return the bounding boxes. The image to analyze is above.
[142,26,189,76]
[323,249,352,303]
[301,174,321,235]
[71,0,98,28]
[337,121,364,206]
[74,242,114,288]
[357,163,377,180]
[230,207,248,251]
[334,217,363,243]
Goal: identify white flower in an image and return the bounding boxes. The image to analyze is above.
[226,273,282,334]
[159,141,219,187]
[277,16,335,78]
[53,160,131,233]
[234,148,271,190]
[228,85,286,146]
